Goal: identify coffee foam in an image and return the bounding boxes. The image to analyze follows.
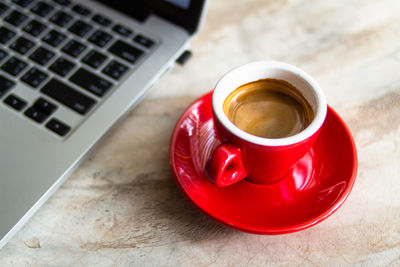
[223,79,314,138]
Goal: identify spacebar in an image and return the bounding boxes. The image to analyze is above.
[41,78,96,115]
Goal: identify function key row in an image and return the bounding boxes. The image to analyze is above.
[2,11,154,51]
[3,0,155,48]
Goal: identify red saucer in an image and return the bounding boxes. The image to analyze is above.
[169,91,357,234]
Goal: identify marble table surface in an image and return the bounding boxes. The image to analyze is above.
[1,0,400,265]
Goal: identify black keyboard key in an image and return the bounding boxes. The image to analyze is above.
[108,40,144,64]
[46,118,70,136]
[88,30,112,47]
[0,48,8,62]
[30,2,54,17]
[72,4,91,16]
[21,67,48,88]
[0,3,9,16]
[9,36,35,55]
[92,14,111,26]
[61,40,86,58]
[49,57,75,77]
[42,29,66,47]
[0,75,15,98]
[0,27,16,44]
[4,94,27,111]
[49,11,73,27]
[29,46,55,65]
[68,20,93,37]
[24,107,48,123]
[33,97,57,114]
[1,57,28,76]
[134,34,155,48]
[23,19,47,37]
[12,0,34,8]
[41,78,96,115]
[52,0,71,7]
[70,68,112,97]
[102,60,128,80]
[4,10,28,27]
[81,50,107,69]
[112,24,132,37]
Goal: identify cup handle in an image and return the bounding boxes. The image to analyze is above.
[205,143,247,187]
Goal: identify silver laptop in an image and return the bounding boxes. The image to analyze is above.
[0,0,207,248]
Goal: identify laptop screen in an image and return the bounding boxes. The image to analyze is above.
[164,0,191,9]
[95,0,205,34]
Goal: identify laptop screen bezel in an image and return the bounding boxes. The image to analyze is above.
[95,0,206,34]
[149,0,205,34]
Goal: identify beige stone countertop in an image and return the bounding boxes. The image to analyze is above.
[1,0,400,265]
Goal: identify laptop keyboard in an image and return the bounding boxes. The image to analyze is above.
[0,0,157,137]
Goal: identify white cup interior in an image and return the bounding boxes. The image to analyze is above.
[212,61,327,146]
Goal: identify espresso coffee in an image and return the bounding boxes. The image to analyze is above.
[223,78,314,138]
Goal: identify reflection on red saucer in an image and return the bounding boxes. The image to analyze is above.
[169,92,357,234]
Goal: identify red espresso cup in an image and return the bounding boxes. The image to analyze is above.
[205,61,327,187]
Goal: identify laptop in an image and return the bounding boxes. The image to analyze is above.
[0,0,207,248]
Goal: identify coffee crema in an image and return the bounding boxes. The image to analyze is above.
[223,78,314,138]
